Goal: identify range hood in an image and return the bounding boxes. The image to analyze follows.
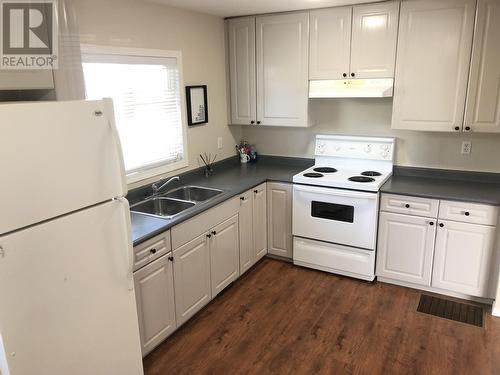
[309,78,394,98]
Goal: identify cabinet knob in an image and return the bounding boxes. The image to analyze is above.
[454,126,460,131]
[351,73,355,77]
[429,221,434,226]
[342,73,347,78]
[257,121,261,125]
[240,196,245,201]
[150,248,157,254]
[405,204,410,208]
[464,211,470,216]
[254,189,258,194]
[168,256,174,262]
[212,230,217,236]
[465,126,471,131]
[206,233,212,239]
[439,223,444,228]
[250,120,255,124]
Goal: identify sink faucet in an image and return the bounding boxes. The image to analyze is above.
[151,176,180,196]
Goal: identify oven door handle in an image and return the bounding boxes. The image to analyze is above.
[293,185,378,200]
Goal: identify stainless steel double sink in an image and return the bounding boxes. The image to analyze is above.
[130,185,223,219]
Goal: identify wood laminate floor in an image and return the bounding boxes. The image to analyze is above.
[143,259,500,375]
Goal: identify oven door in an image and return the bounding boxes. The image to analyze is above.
[293,184,379,250]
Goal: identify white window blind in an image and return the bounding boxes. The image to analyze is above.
[81,49,187,183]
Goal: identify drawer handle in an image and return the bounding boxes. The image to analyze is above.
[150,248,157,254]
[429,221,434,226]
[405,204,410,208]
[439,223,444,228]
[464,211,470,216]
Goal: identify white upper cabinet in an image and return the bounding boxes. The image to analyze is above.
[228,17,257,125]
[309,2,399,80]
[256,12,310,127]
[309,7,352,80]
[392,0,476,132]
[464,0,500,133]
[350,1,400,79]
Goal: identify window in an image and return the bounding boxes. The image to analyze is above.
[81,45,188,184]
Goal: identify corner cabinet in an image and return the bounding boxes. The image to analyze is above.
[239,183,268,274]
[310,1,399,80]
[391,0,476,132]
[464,0,500,133]
[228,12,311,127]
[267,182,293,259]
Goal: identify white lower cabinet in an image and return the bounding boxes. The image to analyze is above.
[376,212,436,286]
[267,182,293,259]
[210,215,240,297]
[173,233,212,326]
[377,193,498,299]
[134,254,176,357]
[432,220,496,297]
[239,183,268,274]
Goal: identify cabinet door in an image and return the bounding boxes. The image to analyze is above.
[350,1,399,79]
[267,182,293,259]
[432,220,496,297]
[464,0,500,133]
[309,7,351,80]
[256,12,309,127]
[134,255,176,356]
[239,190,254,274]
[392,0,476,132]
[376,212,436,286]
[210,215,240,297]
[173,233,211,326]
[252,183,268,261]
[228,17,257,125]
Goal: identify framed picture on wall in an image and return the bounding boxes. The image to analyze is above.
[186,85,208,126]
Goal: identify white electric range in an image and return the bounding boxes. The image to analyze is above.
[292,134,395,281]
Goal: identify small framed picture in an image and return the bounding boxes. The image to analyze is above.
[186,85,208,126]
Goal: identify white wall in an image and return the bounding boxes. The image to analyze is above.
[74,0,241,187]
[242,98,500,173]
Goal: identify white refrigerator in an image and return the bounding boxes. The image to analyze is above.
[0,100,144,375]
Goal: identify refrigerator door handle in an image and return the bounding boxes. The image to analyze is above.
[103,98,128,195]
[116,197,134,291]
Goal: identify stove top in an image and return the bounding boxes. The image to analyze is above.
[292,135,395,192]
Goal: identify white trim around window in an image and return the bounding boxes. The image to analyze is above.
[80,44,189,185]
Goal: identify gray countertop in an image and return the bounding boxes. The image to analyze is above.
[380,167,500,206]
[131,160,500,247]
[130,156,313,246]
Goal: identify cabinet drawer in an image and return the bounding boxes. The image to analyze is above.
[134,231,171,271]
[439,200,498,226]
[380,194,439,217]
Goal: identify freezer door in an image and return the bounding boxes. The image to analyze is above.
[0,99,127,236]
[0,199,143,375]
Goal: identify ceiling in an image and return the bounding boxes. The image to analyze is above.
[149,0,379,17]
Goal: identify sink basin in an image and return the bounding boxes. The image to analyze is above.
[163,185,223,202]
[131,197,195,218]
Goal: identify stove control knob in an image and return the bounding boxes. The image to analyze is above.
[364,145,372,153]
[317,143,326,154]
[335,146,341,152]
[381,144,389,151]
[381,151,389,159]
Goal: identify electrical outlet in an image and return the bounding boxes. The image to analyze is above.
[217,137,223,149]
[461,141,472,155]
